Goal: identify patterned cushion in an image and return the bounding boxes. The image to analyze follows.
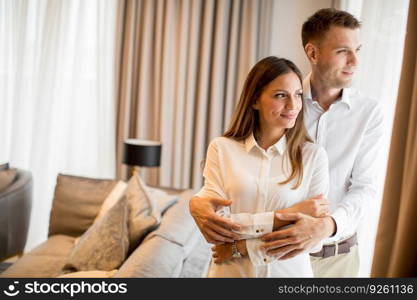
[62,196,129,272]
[125,175,160,253]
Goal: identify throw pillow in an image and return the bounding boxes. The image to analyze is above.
[72,180,128,247]
[0,168,17,192]
[125,175,160,253]
[95,181,127,222]
[147,186,178,215]
[62,195,129,273]
[49,174,118,237]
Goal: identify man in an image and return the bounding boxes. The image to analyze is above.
[189,8,384,277]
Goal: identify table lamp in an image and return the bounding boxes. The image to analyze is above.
[123,139,162,176]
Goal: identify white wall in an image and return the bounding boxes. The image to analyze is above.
[268,0,333,75]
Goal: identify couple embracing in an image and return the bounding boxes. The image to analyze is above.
[190,8,384,278]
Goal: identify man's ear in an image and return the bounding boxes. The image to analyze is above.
[305,42,319,65]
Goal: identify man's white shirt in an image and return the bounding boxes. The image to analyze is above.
[303,73,384,243]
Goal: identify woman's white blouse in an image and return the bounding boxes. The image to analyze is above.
[195,134,329,277]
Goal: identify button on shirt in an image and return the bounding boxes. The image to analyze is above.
[195,134,329,277]
[303,73,385,244]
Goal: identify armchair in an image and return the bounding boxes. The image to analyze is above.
[0,169,33,261]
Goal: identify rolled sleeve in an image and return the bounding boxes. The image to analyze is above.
[230,212,274,239]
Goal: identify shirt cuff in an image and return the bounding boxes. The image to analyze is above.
[230,212,274,239]
[246,238,274,266]
[330,207,348,237]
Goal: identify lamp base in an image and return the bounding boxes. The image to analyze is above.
[132,166,140,177]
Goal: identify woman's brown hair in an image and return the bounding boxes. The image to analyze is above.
[223,56,312,189]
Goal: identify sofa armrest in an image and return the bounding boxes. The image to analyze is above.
[0,169,32,260]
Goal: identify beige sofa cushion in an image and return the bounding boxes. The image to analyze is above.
[115,236,184,278]
[95,180,127,222]
[146,190,199,249]
[115,190,206,278]
[48,174,117,237]
[62,195,129,273]
[0,235,76,278]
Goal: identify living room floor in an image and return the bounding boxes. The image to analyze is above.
[0,256,18,274]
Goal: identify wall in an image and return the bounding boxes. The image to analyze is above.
[268,0,333,75]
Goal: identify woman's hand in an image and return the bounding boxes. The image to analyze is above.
[211,240,247,264]
[189,196,242,244]
[212,243,233,264]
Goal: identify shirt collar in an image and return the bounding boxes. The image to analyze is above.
[245,132,287,155]
[303,72,352,110]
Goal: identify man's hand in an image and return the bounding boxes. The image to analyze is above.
[287,195,330,217]
[272,195,329,231]
[189,196,242,244]
[261,212,336,260]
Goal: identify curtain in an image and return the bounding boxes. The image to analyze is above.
[115,0,274,189]
[333,0,410,276]
[371,0,417,277]
[0,0,118,250]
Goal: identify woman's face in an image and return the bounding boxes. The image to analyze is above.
[253,71,303,131]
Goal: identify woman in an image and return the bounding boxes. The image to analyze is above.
[194,56,329,277]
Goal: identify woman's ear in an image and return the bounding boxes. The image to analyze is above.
[252,99,259,110]
[305,43,319,65]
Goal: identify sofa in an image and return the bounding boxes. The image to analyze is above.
[0,168,33,261]
[0,174,210,278]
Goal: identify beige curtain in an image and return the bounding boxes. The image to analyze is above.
[115,0,273,188]
[371,0,417,277]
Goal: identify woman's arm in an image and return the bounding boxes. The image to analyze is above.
[212,145,331,264]
[261,146,332,260]
[192,139,243,244]
[212,196,330,264]
[220,194,329,243]
[212,240,248,264]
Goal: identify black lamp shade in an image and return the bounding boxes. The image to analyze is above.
[123,139,162,167]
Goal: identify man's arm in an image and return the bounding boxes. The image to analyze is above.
[331,105,384,237]
[261,212,335,260]
[261,106,384,260]
[210,197,330,264]
[259,146,331,259]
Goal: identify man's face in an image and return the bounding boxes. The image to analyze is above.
[314,26,361,88]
